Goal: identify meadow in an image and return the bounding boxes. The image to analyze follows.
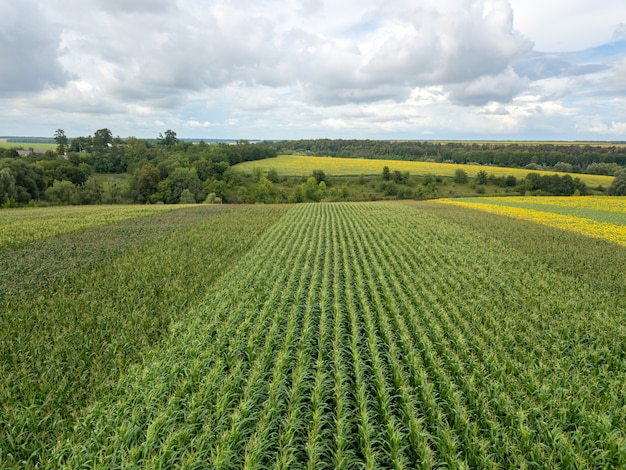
[233,155,614,188]
[0,139,56,151]
[1,201,625,468]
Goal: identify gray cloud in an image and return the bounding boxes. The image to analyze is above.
[446,68,528,105]
[0,1,70,96]
[514,50,608,81]
[93,0,173,14]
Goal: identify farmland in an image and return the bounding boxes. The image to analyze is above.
[2,202,626,468]
[233,155,614,188]
[438,196,626,246]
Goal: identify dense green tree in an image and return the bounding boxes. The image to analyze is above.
[266,168,280,183]
[607,169,626,195]
[382,166,391,181]
[93,128,113,151]
[311,169,326,183]
[54,129,68,155]
[157,129,179,148]
[46,180,79,205]
[255,176,275,203]
[159,167,203,203]
[0,168,17,205]
[79,178,104,205]
[179,188,196,204]
[55,163,90,185]
[137,164,161,202]
[453,169,468,183]
[476,170,488,185]
[0,159,47,203]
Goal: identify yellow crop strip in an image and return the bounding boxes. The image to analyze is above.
[438,198,626,246]
[482,196,626,213]
[233,155,614,187]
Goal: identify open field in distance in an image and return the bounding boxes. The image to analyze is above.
[0,139,57,151]
[234,155,615,188]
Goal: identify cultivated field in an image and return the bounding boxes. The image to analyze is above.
[233,155,614,188]
[1,202,625,468]
[438,196,626,246]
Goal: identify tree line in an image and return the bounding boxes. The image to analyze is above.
[0,129,277,207]
[273,139,626,175]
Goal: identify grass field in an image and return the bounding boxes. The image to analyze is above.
[1,201,625,468]
[0,139,56,151]
[233,155,615,188]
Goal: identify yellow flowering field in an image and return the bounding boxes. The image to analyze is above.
[233,155,614,188]
[0,205,189,249]
[482,195,626,213]
[437,196,626,246]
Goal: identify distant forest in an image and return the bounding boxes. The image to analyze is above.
[273,139,626,175]
[2,133,626,207]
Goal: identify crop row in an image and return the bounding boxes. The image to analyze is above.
[0,205,289,466]
[48,202,626,468]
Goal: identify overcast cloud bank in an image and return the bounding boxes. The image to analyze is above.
[1,0,625,140]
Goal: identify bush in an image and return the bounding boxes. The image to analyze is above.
[179,189,196,204]
[453,169,468,184]
[46,180,79,205]
[607,170,626,195]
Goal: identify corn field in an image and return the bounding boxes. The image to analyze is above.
[2,202,625,468]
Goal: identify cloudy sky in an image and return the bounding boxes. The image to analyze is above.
[1,0,625,140]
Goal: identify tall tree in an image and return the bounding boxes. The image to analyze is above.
[93,128,113,151]
[157,129,179,148]
[54,129,68,155]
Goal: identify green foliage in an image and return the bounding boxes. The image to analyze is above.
[0,167,17,205]
[54,128,68,155]
[136,163,161,202]
[79,177,104,205]
[179,188,196,204]
[311,169,326,183]
[607,169,626,195]
[204,192,222,204]
[453,168,468,183]
[266,167,280,183]
[157,129,179,148]
[255,176,275,203]
[523,172,587,196]
[46,179,79,205]
[0,159,47,203]
[382,165,391,181]
[476,169,488,185]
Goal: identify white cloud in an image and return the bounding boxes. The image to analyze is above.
[186,120,212,128]
[0,0,624,140]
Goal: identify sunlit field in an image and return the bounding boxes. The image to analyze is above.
[0,204,188,249]
[233,155,614,188]
[437,196,626,247]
